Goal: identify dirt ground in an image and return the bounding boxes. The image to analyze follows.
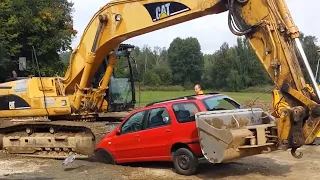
[0,145,319,180]
[243,100,273,113]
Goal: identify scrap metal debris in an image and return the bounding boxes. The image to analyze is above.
[62,153,77,166]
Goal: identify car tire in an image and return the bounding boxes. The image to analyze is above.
[173,148,199,176]
[94,148,116,165]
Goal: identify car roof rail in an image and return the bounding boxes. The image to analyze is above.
[206,92,220,95]
[145,92,221,107]
[179,92,220,99]
[145,96,197,107]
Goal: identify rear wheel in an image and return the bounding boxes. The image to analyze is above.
[173,148,199,176]
[93,148,116,165]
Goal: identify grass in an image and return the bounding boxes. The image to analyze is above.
[135,90,272,106]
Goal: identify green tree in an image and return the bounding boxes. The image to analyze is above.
[153,64,172,85]
[0,0,76,81]
[0,43,12,81]
[60,51,71,66]
[130,45,169,85]
[143,71,161,86]
[114,56,130,78]
[168,37,204,86]
[209,43,233,90]
[203,37,272,92]
[151,46,168,68]
[236,37,271,87]
[226,69,242,91]
[298,33,320,83]
[201,54,215,89]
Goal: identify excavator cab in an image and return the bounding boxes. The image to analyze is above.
[107,76,135,112]
[92,44,136,113]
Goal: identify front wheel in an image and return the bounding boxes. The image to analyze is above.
[93,148,116,165]
[173,148,199,176]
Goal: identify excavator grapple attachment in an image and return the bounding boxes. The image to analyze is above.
[196,108,278,163]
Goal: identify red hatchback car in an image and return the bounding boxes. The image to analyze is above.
[94,93,241,175]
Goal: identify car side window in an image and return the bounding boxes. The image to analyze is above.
[145,107,171,129]
[172,102,199,123]
[121,111,145,134]
[216,99,237,109]
[203,96,239,111]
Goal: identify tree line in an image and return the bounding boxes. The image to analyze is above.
[108,33,320,92]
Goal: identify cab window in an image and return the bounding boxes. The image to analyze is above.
[121,111,145,134]
[145,107,171,129]
[172,102,199,123]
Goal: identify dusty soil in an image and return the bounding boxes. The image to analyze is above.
[243,100,273,113]
[0,145,319,180]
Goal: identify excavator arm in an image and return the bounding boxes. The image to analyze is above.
[229,0,320,151]
[60,0,320,154]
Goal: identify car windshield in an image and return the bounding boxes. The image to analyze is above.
[203,96,240,111]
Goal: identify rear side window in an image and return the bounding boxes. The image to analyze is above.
[145,107,171,129]
[172,102,199,123]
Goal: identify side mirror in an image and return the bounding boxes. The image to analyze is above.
[116,128,121,135]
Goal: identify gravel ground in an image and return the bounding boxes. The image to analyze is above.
[0,145,319,180]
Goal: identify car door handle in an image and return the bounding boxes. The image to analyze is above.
[165,129,171,133]
[134,134,140,138]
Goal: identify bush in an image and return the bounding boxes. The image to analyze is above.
[183,81,196,90]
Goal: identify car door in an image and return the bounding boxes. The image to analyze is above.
[112,110,146,162]
[171,102,201,144]
[138,107,173,160]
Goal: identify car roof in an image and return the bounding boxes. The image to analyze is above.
[145,93,226,107]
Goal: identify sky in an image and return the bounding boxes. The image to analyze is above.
[70,0,320,54]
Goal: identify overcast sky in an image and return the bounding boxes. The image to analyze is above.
[70,0,319,54]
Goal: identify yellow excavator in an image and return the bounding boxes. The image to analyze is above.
[1,0,320,160]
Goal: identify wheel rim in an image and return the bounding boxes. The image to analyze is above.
[178,154,191,170]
